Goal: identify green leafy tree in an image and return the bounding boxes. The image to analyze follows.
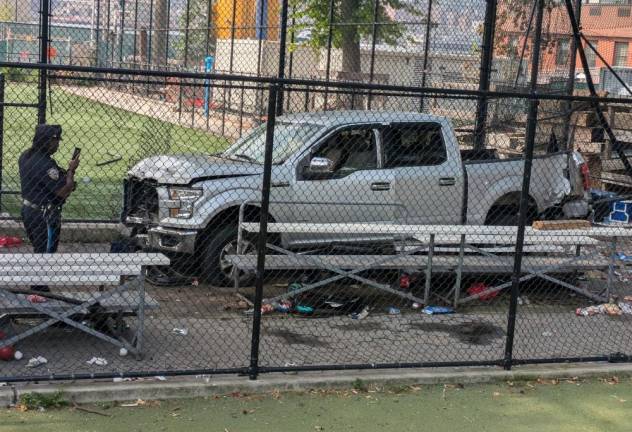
[174,0,215,67]
[290,0,423,74]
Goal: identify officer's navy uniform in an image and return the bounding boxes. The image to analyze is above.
[19,125,67,290]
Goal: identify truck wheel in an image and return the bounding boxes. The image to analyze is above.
[485,205,537,226]
[201,224,256,287]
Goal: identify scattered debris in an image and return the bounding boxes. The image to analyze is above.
[351,306,370,320]
[26,295,47,304]
[113,377,135,383]
[0,236,22,248]
[86,357,108,366]
[466,282,498,301]
[576,302,630,316]
[295,305,314,315]
[119,347,128,357]
[387,307,401,315]
[155,376,167,381]
[0,345,15,361]
[26,356,47,368]
[172,328,188,336]
[120,399,147,407]
[517,296,531,305]
[422,306,454,315]
[73,403,111,417]
[275,300,293,313]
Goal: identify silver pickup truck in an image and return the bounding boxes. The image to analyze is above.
[122,111,591,285]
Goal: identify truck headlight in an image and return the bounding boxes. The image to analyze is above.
[168,187,203,219]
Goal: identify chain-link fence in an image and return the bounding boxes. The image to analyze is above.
[0,0,630,382]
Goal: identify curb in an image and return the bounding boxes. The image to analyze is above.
[0,220,121,243]
[0,387,14,406]
[8,362,632,406]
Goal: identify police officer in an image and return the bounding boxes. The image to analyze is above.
[19,124,80,291]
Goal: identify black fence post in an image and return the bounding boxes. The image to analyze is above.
[419,0,432,112]
[504,0,544,371]
[96,0,102,66]
[249,84,278,380]
[0,74,5,214]
[367,0,379,110]
[276,0,289,116]
[38,0,50,124]
[323,0,335,110]
[473,0,497,151]
[562,0,581,149]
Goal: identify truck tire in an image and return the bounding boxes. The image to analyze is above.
[201,224,256,287]
[485,204,537,226]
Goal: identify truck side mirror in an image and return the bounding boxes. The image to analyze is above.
[303,157,335,180]
[309,157,334,173]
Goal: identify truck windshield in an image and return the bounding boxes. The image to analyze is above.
[223,122,323,164]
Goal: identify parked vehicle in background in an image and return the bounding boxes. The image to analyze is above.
[122,111,591,286]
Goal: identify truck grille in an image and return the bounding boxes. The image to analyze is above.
[122,177,159,223]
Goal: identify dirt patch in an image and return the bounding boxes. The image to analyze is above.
[410,321,505,345]
[331,321,385,332]
[264,328,330,347]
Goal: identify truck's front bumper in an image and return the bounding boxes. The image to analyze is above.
[135,226,198,254]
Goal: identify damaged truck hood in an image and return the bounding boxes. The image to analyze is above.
[128,154,263,185]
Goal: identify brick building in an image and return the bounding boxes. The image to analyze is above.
[499,1,632,82]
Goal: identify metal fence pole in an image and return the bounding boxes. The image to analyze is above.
[178,0,191,120]
[504,0,544,371]
[106,0,111,66]
[323,0,335,110]
[473,0,497,151]
[38,0,50,124]
[285,10,296,112]
[248,84,278,380]
[96,0,102,66]
[147,0,154,66]
[562,0,581,149]
[0,74,5,213]
[419,0,432,112]
[118,0,126,63]
[367,0,379,110]
[275,0,289,116]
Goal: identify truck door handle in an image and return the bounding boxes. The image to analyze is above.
[371,182,391,191]
[439,177,456,186]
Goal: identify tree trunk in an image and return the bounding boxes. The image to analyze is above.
[152,0,169,67]
[340,0,361,74]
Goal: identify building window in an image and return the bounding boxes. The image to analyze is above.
[619,7,631,16]
[585,40,599,68]
[556,39,570,66]
[614,42,629,67]
[589,6,602,16]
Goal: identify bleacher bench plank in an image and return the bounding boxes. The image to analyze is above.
[227,254,611,273]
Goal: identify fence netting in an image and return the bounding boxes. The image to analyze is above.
[0,0,630,381]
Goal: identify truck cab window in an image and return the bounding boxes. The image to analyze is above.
[383,123,447,168]
[312,128,377,177]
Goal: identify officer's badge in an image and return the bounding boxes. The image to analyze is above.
[47,168,59,180]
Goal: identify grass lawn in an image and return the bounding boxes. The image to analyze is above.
[2,80,230,220]
[1,378,631,432]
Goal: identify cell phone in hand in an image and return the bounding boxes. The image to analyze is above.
[72,147,81,160]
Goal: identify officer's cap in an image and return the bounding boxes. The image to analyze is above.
[32,124,62,150]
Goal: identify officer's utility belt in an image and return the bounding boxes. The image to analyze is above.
[22,199,46,211]
[23,200,61,213]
